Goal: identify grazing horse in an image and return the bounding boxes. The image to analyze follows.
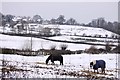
[46,53,63,65]
[90,60,106,73]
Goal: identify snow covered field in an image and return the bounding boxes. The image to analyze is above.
[0,33,118,51]
[0,34,102,51]
[0,25,119,78]
[44,25,118,37]
[0,25,119,51]
[47,35,118,45]
[0,54,119,78]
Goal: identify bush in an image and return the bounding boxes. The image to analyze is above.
[86,46,100,54]
[2,48,14,54]
[112,43,120,53]
[105,43,112,52]
[50,45,56,50]
[60,44,68,50]
[22,39,33,51]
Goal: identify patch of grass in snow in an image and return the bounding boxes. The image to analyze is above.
[1,66,31,72]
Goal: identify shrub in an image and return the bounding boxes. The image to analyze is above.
[86,46,100,54]
[22,39,33,51]
[50,45,56,50]
[105,43,112,52]
[2,48,14,54]
[60,44,68,50]
[112,43,120,53]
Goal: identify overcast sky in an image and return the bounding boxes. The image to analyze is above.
[1,2,118,23]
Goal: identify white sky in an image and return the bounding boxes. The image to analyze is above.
[1,0,119,2]
[0,0,119,23]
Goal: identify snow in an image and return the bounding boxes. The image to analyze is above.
[1,24,119,37]
[0,33,118,51]
[0,34,106,51]
[0,54,118,78]
[0,24,119,51]
[47,35,118,45]
[51,25,118,37]
[0,24,119,78]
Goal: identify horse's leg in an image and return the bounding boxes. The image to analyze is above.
[101,68,103,73]
[101,68,105,73]
[51,58,55,65]
[61,62,63,65]
[60,60,63,65]
[104,68,105,73]
[51,60,55,65]
[102,68,105,73]
[60,61,63,65]
[97,69,99,73]
[51,56,55,64]
[52,61,55,65]
[51,61,55,65]
[60,56,63,65]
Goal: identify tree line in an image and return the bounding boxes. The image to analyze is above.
[0,13,79,26]
[85,17,120,35]
[0,12,120,35]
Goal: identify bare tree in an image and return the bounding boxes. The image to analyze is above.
[50,45,56,50]
[33,15,43,24]
[105,43,112,52]
[87,46,100,54]
[60,44,68,50]
[66,18,77,25]
[56,15,65,24]
[22,39,33,51]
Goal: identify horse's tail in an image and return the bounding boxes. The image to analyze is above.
[46,55,52,64]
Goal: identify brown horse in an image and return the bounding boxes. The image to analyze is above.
[46,53,63,65]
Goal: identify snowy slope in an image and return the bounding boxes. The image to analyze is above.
[0,25,119,51]
[0,34,106,51]
[0,54,118,78]
[47,35,118,45]
[1,25,118,37]
[43,25,118,37]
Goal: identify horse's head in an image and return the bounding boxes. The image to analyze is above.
[46,59,48,64]
[90,62,93,68]
[90,60,96,68]
[46,55,51,65]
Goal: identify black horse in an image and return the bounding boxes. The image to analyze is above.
[90,60,106,73]
[46,53,63,65]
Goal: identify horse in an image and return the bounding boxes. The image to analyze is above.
[46,53,63,65]
[90,60,106,73]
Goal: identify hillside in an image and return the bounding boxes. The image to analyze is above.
[0,25,119,51]
[43,25,119,37]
